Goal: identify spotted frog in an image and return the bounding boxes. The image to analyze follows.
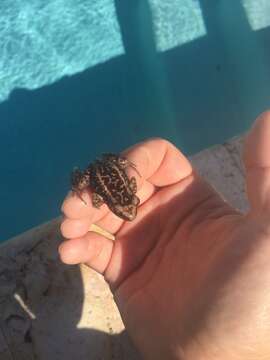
[71,153,140,221]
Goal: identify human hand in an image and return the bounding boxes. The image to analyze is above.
[60,111,270,360]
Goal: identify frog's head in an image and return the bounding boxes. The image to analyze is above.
[71,167,90,203]
[113,195,140,221]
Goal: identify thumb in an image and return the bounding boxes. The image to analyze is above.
[244,111,270,214]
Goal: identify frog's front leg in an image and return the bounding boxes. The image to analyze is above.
[129,176,137,194]
[92,193,104,208]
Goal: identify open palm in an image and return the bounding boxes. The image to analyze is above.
[60,112,270,359]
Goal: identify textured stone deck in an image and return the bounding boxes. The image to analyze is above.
[0,137,248,360]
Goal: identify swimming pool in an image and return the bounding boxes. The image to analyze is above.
[1,0,270,241]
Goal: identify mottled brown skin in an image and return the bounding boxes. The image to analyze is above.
[71,154,140,221]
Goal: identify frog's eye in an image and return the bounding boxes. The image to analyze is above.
[118,158,128,167]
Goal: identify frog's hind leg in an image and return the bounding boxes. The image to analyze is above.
[102,153,141,177]
[92,193,104,208]
[129,177,137,194]
[127,160,141,177]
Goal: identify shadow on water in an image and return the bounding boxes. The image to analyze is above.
[163,0,270,151]
[0,0,270,239]
[114,0,175,127]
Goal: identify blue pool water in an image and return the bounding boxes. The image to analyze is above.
[1,0,270,241]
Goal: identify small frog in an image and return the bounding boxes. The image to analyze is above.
[71,153,140,221]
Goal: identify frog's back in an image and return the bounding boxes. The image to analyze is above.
[89,160,132,206]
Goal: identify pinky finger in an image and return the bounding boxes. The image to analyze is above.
[58,232,114,274]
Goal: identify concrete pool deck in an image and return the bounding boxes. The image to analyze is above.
[0,136,248,360]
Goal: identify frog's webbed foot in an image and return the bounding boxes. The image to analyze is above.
[92,193,104,208]
[126,160,141,177]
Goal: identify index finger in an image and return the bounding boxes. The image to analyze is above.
[61,138,193,219]
[123,137,192,187]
